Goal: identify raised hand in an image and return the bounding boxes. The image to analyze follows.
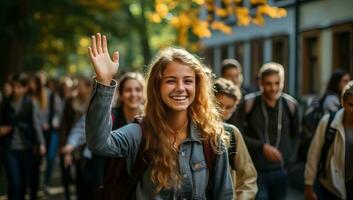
[88,33,119,86]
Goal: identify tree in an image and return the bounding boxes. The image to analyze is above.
[0,0,158,82]
[148,0,286,48]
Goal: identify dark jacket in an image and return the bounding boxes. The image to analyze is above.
[0,96,44,151]
[234,92,300,172]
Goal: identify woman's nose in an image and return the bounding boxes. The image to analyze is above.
[175,81,185,91]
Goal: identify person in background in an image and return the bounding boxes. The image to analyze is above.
[221,59,250,126]
[322,69,350,114]
[28,74,62,196]
[305,80,353,200]
[0,73,46,200]
[221,58,248,95]
[59,77,92,200]
[214,77,258,200]
[111,72,145,129]
[234,62,300,200]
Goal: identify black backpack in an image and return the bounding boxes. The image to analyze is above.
[223,123,237,170]
[299,95,327,161]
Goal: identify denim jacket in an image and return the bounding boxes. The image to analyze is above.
[86,80,233,200]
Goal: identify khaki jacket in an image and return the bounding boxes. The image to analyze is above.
[305,109,346,199]
[230,126,258,200]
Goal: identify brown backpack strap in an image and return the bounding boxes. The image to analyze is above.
[130,119,149,181]
[202,138,216,199]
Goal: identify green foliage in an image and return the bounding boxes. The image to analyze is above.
[0,0,174,80]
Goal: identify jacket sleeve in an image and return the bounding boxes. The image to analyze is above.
[304,114,329,186]
[86,79,142,159]
[212,145,234,200]
[232,127,258,200]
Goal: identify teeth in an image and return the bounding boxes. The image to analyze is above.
[172,96,187,100]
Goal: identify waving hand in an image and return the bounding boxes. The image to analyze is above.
[88,33,119,85]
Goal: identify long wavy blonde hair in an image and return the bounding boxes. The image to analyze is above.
[143,47,226,192]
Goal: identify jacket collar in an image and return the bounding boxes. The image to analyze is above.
[331,108,345,137]
[184,121,202,144]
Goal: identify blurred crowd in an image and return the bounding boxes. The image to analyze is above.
[0,56,352,200]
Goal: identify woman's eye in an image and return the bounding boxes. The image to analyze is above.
[166,80,175,84]
[185,80,193,84]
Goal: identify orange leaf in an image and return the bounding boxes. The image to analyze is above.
[211,21,232,34]
[192,21,211,38]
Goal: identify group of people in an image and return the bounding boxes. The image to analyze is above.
[0,32,352,200]
[0,72,95,200]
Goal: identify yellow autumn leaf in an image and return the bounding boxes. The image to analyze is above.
[178,12,192,27]
[235,7,250,16]
[278,8,287,17]
[178,28,188,47]
[148,12,162,23]
[156,3,169,18]
[192,21,211,38]
[237,15,251,26]
[170,16,180,28]
[252,14,265,26]
[215,7,228,17]
[235,7,251,25]
[211,21,232,34]
[258,5,287,18]
[193,0,205,5]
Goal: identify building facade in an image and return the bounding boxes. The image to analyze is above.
[202,0,353,96]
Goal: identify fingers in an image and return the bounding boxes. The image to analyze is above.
[91,35,98,56]
[102,35,108,53]
[96,33,103,54]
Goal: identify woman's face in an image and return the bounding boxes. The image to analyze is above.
[160,62,196,113]
[29,79,37,92]
[120,79,144,110]
[216,94,237,121]
[339,74,351,93]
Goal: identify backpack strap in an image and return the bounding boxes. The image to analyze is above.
[318,111,337,178]
[130,118,149,182]
[223,124,237,170]
[202,138,216,199]
[281,93,297,117]
[244,92,260,116]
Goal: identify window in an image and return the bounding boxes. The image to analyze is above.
[221,45,228,62]
[202,47,214,69]
[332,24,353,75]
[301,31,321,94]
[234,42,244,67]
[251,39,264,86]
[272,35,289,90]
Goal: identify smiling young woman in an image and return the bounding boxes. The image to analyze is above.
[86,33,233,199]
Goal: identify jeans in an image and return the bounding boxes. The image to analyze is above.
[256,168,288,200]
[44,130,59,186]
[3,149,33,200]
